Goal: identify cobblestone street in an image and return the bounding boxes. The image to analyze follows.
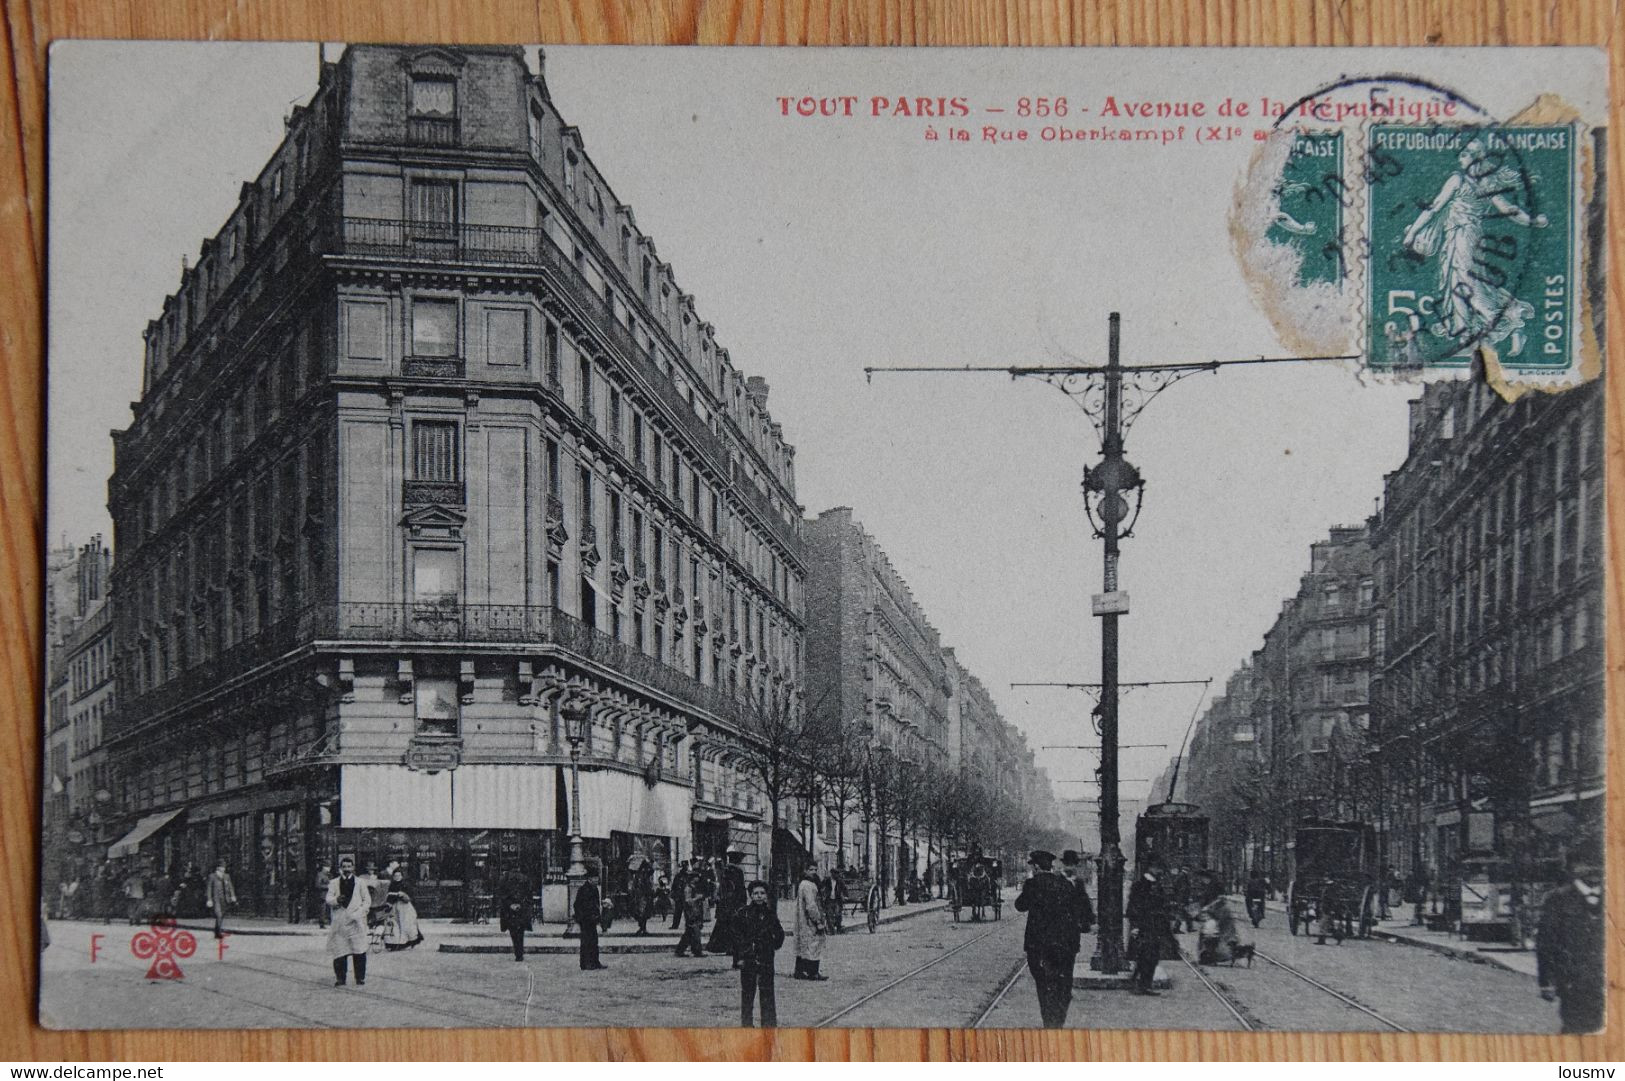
[42,894,1560,1034]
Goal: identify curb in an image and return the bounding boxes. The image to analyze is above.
[1366,928,1530,976]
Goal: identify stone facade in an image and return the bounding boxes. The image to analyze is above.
[105,46,805,918]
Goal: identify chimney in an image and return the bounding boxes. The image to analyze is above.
[744,375,770,407]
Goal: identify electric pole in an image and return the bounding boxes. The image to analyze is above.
[866,314,1354,975]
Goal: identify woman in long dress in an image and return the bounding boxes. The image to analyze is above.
[382,869,424,950]
[1402,137,1548,356]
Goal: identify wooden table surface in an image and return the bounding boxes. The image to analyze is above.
[1,0,1620,1062]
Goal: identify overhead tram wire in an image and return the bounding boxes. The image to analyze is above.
[864,353,1361,382]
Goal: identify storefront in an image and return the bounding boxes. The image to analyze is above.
[333,763,693,919]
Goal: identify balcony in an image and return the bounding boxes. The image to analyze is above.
[330,218,800,554]
[401,355,465,379]
[408,116,459,146]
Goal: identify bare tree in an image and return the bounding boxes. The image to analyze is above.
[733,684,831,893]
[815,722,868,870]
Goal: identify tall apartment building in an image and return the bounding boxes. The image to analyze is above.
[805,507,1056,880]
[105,46,805,917]
[1369,376,1603,882]
[43,537,114,893]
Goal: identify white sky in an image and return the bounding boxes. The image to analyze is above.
[48,44,1606,816]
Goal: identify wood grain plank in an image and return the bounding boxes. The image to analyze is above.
[1,0,1620,1061]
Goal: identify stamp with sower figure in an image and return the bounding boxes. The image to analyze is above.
[1233,77,1599,396]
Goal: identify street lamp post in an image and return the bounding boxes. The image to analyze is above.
[561,702,590,935]
[866,313,1355,978]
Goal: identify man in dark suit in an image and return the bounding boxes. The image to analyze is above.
[670,859,691,931]
[1126,862,1171,995]
[1059,850,1096,950]
[709,849,747,967]
[574,863,607,971]
[498,869,533,962]
[1538,848,1604,1034]
[1013,849,1080,1029]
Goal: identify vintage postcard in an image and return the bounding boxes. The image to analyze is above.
[42,43,1606,1033]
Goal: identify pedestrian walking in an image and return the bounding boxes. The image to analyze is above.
[670,859,690,931]
[674,869,708,958]
[325,856,372,987]
[735,880,785,1028]
[1126,863,1171,996]
[1013,849,1081,1028]
[574,863,607,970]
[1538,848,1604,1034]
[382,868,425,950]
[206,861,236,939]
[122,865,147,925]
[57,875,80,920]
[287,861,304,923]
[497,869,533,962]
[314,863,332,928]
[709,849,746,966]
[793,866,829,980]
[1059,850,1096,947]
[1245,870,1268,927]
[629,857,655,936]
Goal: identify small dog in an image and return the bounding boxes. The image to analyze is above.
[1229,943,1256,967]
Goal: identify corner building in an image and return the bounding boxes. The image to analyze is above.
[106,46,806,918]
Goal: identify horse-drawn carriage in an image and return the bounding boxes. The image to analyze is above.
[1286,818,1380,941]
[826,870,883,933]
[948,857,1003,922]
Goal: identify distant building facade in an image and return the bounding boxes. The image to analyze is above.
[105,46,805,918]
[1370,377,1603,884]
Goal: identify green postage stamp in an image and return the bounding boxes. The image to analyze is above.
[1366,125,1580,378]
[1231,82,1599,394]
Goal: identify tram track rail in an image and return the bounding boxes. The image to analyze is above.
[1182,942,1412,1032]
[812,923,1007,1028]
[1178,952,1257,1031]
[1253,948,1412,1032]
[969,958,1030,1028]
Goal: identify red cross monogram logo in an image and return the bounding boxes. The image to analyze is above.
[130,916,197,979]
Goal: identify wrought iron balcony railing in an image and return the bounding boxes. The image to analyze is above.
[116,602,765,742]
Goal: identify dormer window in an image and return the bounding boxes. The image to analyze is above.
[409,75,458,146]
[411,76,456,118]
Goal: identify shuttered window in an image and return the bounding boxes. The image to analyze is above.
[413,420,460,482]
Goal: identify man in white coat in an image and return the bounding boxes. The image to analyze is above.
[326,856,372,986]
[793,866,829,981]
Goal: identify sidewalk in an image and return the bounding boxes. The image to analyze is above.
[1233,895,1538,978]
[157,892,958,949]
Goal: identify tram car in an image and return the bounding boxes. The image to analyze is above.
[1285,818,1380,941]
[1134,802,1210,878]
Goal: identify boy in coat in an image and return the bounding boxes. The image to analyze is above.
[735,880,785,1027]
[325,857,372,986]
[574,864,607,970]
[793,866,829,980]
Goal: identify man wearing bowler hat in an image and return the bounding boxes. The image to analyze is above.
[1013,849,1081,1029]
[1537,843,1605,1033]
[1059,849,1096,948]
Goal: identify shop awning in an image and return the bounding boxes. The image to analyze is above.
[693,808,733,823]
[108,808,186,859]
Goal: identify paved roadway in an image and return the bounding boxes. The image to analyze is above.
[39,900,1559,1032]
